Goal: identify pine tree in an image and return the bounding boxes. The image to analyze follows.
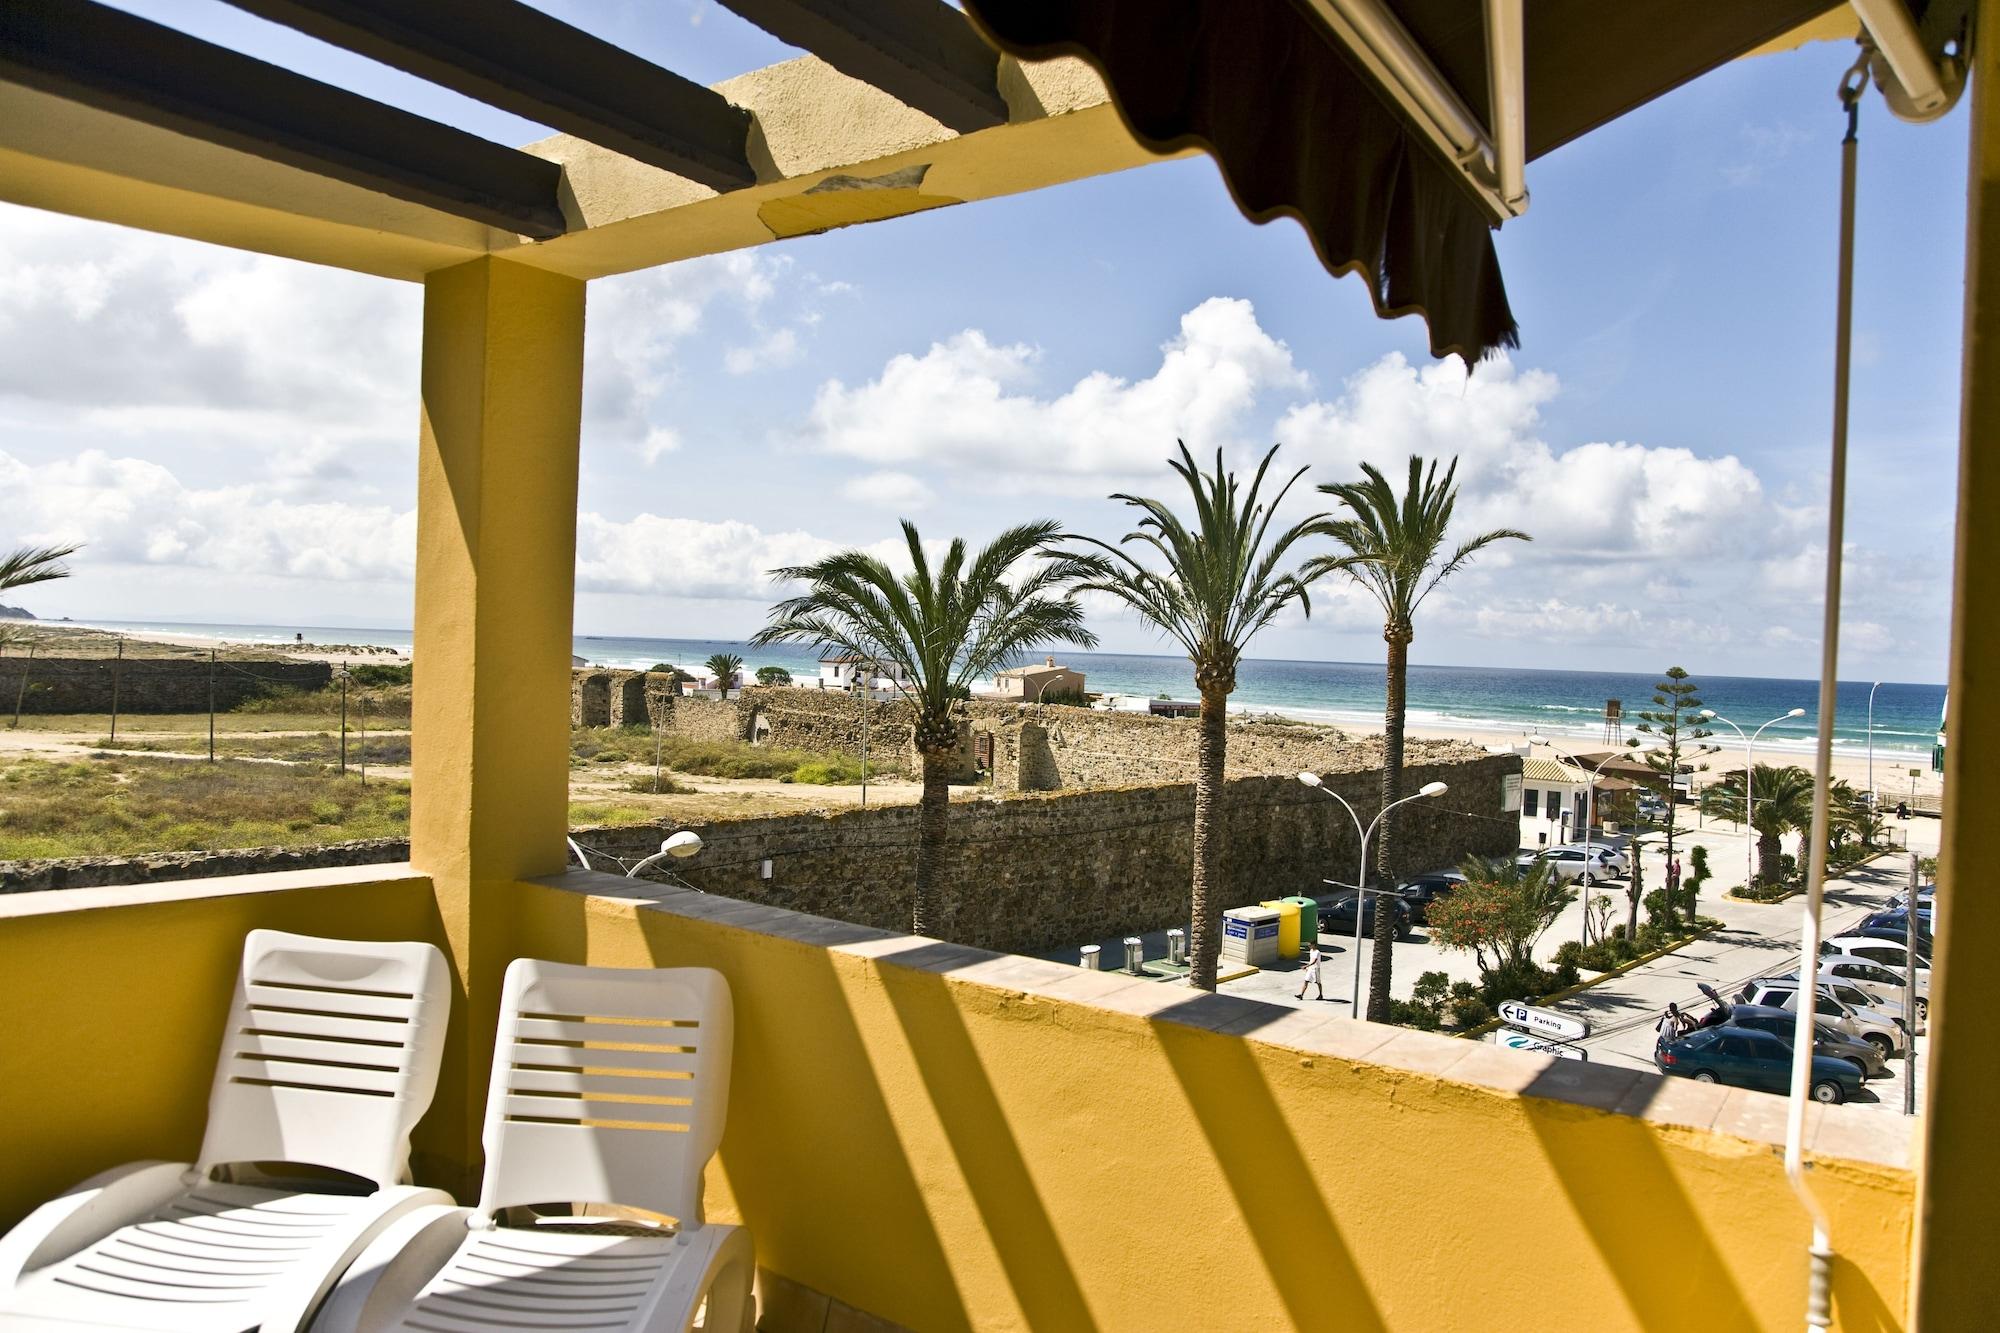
[1628,666,1714,934]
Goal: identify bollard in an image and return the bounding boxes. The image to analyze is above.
[1123,937,1144,975]
[1080,945,1101,971]
[1166,928,1186,966]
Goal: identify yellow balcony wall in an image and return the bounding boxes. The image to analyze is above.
[0,859,1919,1332]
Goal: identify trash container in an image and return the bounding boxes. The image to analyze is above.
[1221,906,1282,967]
[1282,894,1319,944]
[1261,899,1301,960]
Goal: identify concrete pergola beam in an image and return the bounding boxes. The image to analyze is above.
[0,52,1160,282]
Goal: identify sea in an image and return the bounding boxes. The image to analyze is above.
[59,618,1946,766]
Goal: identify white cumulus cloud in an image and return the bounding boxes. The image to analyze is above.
[807,296,1306,490]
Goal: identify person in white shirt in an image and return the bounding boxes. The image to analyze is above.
[1296,942,1326,1001]
[1655,1002,1687,1049]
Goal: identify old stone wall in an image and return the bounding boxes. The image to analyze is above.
[565,751,1519,955]
[575,679,1475,796]
[0,657,331,714]
[1,837,409,894]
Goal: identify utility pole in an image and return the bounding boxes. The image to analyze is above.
[109,638,123,742]
[1905,850,1920,1116]
[10,643,35,729]
[339,669,349,774]
[207,647,216,762]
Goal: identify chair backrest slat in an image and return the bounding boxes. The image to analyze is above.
[197,930,451,1189]
[476,961,733,1228]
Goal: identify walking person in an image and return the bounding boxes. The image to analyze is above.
[1296,941,1326,1001]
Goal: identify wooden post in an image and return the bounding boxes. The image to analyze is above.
[11,643,36,729]
[207,647,216,762]
[340,669,349,775]
[109,638,123,742]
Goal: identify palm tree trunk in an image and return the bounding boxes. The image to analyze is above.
[1188,684,1229,992]
[1757,831,1782,886]
[1368,631,1410,1023]
[913,747,950,935]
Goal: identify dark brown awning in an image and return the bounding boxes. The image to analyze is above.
[964,0,1846,362]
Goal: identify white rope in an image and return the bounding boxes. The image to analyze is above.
[1786,42,1874,1333]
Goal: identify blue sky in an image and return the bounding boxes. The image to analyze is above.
[0,2,1968,682]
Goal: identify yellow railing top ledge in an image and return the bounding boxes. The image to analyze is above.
[530,867,1916,1176]
[0,861,429,921]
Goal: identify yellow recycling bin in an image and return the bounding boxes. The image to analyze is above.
[1260,899,1302,960]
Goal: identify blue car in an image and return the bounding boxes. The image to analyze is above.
[1655,1025,1865,1104]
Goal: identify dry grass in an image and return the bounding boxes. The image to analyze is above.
[92,731,413,765]
[0,754,410,859]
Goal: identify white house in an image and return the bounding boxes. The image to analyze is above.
[816,653,910,691]
[1518,755,1591,848]
[993,657,1086,701]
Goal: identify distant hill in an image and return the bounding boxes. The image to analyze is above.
[0,604,35,621]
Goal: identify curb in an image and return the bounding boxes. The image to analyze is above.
[1457,924,1721,1040]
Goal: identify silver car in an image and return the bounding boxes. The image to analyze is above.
[1735,979,1905,1057]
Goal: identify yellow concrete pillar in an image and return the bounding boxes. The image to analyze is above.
[409,256,585,1188]
[1914,8,2000,1324]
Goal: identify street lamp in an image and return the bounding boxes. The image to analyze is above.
[1529,737,1648,943]
[1699,707,1806,892]
[1297,772,1447,1012]
[1866,681,1882,801]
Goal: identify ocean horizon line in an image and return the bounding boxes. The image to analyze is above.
[37,615,1951,691]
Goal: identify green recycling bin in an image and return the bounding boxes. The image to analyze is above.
[1283,895,1319,944]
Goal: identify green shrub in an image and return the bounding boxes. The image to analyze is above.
[346,663,412,687]
[1386,999,1442,1031]
[1412,971,1452,1011]
[1449,996,1493,1029]
[1552,940,1586,971]
[1477,958,1563,1007]
[1036,689,1091,707]
[755,666,793,687]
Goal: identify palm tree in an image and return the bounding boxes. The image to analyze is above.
[753,520,1093,934]
[0,543,79,652]
[1061,443,1326,991]
[1700,763,1816,886]
[1304,457,1528,1021]
[704,652,743,699]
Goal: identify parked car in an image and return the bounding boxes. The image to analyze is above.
[1889,885,1938,910]
[1817,955,1929,1017]
[1555,841,1630,876]
[1771,968,1915,1024]
[1823,934,1932,974]
[1322,892,1414,939]
[1515,846,1611,885]
[1395,870,1467,924]
[1655,1025,1863,1103]
[1734,979,1905,1057]
[1725,1003,1889,1078]
[1861,907,1934,942]
[1635,794,1668,820]
[1850,925,1933,961]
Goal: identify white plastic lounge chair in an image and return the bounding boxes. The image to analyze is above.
[0,930,453,1332]
[314,961,754,1333]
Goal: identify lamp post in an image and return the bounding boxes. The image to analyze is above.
[1866,680,1882,803]
[1529,737,1645,943]
[1297,772,1447,1012]
[1700,707,1806,891]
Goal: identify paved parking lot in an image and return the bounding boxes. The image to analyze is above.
[1044,816,1937,1120]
